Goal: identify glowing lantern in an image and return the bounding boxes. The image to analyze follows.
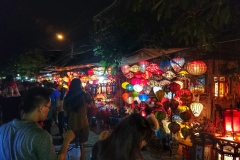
[167,82,180,93]
[124,72,134,79]
[139,60,149,72]
[80,76,89,83]
[87,69,94,75]
[153,86,162,94]
[90,75,98,80]
[134,72,142,79]
[174,80,184,89]
[186,61,207,75]
[126,97,134,104]
[190,102,203,117]
[154,69,164,75]
[131,78,140,85]
[121,82,129,89]
[134,97,141,103]
[159,58,172,72]
[122,93,130,102]
[142,71,152,79]
[146,63,160,72]
[121,65,131,74]
[143,85,152,94]
[139,79,148,86]
[138,94,149,102]
[214,76,226,98]
[223,108,240,139]
[130,65,140,72]
[189,85,205,94]
[126,84,134,91]
[170,56,185,73]
[132,91,140,97]
[162,71,176,80]
[133,84,143,92]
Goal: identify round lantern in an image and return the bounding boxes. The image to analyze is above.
[167,82,180,93]
[124,72,134,79]
[122,93,130,102]
[154,69,164,75]
[87,69,94,75]
[189,85,205,94]
[126,97,134,104]
[159,58,172,72]
[142,71,152,79]
[131,78,140,85]
[80,76,89,83]
[180,111,192,122]
[134,72,142,79]
[133,84,143,92]
[130,65,140,72]
[168,122,181,134]
[121,82,129,89]
[121,65,131,74]
[126,84,134,91]
[90,75,98,80]
[162,71,176,80]
[139,79,148,86]
[186,61,207,75]
[190,102,203,117]
[138,94,149,102]
[132,91,140,97]
[146,63,160,73]
[134,97,141,103]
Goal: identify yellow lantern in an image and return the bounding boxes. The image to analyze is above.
[190,102,203,117]
[178,105,189,112]
[190,85,205,94]
[121,82,129,89]
[130,65,140,72]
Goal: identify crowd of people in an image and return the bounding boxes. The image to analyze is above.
[0,75,171,160]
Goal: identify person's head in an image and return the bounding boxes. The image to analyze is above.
[92,113,152,160]
[145,104,152,115]
[21,87,52,121]
[45,82,55,89]
[5,75,14,82]
[68,78,83,93]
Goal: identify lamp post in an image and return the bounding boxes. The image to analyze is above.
[57,34,73,58]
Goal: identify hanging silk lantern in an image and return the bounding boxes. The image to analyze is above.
[124,72,134,79]
[143,85,152,94]
[178,105,189,112]
[159,80,171,86]
[139,78,148,86]
[142,71,152,79]
[130,65,140,72]
[132,91,140,97]
[131,78,140,85]
[126,97,134,104]
[174,81,184,89]
[190,102,203,117]
[80,76,89,83]
[126,84,134,91]
[154,69,164,75]
[121,82,129,89]
[139,60,149,72]
[170,56,185,73]
[162,71,176,80]
[87,69,94,75]
[146,63,160,73]
[186,61,207,75]
[133,84,143,92]
[122,93,130,102]
[159,58,172,72]
[155,90,165,101]
[153,86,162,94]
[121,65,131,74]
[167,82,180,93]
[90,75,98,80]
[134,72,142,79]
[177,88,191,97]
[189,85,205,94]
[139,94,149,102]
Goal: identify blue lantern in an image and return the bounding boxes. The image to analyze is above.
[126,84,134,91]
[138,94,149,102]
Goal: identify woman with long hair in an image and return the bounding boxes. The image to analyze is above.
[91,113,153,160]
[64,78,94,160]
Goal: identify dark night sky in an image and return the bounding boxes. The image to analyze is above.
[0,0,115,67]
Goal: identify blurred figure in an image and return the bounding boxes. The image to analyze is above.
[0,87,75,160]
[64,78,95,160]
[0,75,21,124]
[145,104,159,131]
[91,113,153,160]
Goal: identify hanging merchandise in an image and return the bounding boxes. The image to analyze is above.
[124,72,134,79]
[167,82,181,94]
[168,122,181,134]
[146,63,160,73]
[130,65,140,72]
[170,56,185,73]
[131,78,140,85]
[87,68,94,75]
[121,65,131,74]
[132,91,140,97]
[162,71,176,80]
[155,90,165,102]
[126,97,134,104]
[186,61,207,75]
[138,94,149,102]
[143,85,152,94]
[126,84,134,91]
[121,82,129,89]
[133,84,143,92]
[122,93,130,102]
[180,111,192,122]
[139,60,149,72]
[159,58,172,72]
[190,102,203,117]
[134,72,142,79]
[142,71,152,79]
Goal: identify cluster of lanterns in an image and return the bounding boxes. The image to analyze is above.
[121,56,208,139]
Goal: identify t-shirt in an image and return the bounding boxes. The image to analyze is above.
[51,89,60,108]
[0,119,58,160]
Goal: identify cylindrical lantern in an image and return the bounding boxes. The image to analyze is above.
[133,84,143,92]
[138,94,149,102]
[190,102,203,117]
[189,85,205,94]
[223,108,240,139]
[186,61,207,75]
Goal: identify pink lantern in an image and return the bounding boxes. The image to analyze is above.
[142,71,152,79]
[146,63,160,73]
[134,72,142,79]
[186,61,207,75]
[131,78,140,85]
[121,65,131,74]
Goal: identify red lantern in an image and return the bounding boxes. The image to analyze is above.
[134,72,142,79]
[146,63,160,72]
[138,60,149,66]
[167,82,180,93]
[131,78,140,85]
[87,69,94,75]
[223,108,240,139]
[154,69,164,75]
[139,78,148,86]
[142,71,152,79]
[186,61,207,75]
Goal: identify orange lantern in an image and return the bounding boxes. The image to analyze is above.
[122,93,130,102]
[186,61,207,75]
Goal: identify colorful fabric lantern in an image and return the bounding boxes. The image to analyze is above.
[130,65,140,72]
[87,69,94,75]
[131,78,140,85]
[121,65,131,74]
[142,71,152,79]
[170,56,185,73]
[190,102,203,117]
[122,93,130,102]
[139,78,148,86]
[153,86,161,94]
[159,58,172,72]
[126,84,134,91]
[139,94,149,102]
[223,109,240,139]
[132,91,140,97]
[90,75,98,80]
[133,84,143,92]
[134,72,142,79]
[186,61,207,75]
[189,85,205,94]
[158,80,171,86]
[155,90,165,102]
[139,60,149,72]
[143,85,152,94]
[154,69,164,75]
[167,82,181,93]
[146,63,160,73]
[174,81,184,89]
[162,71,176,80]
[80,76,89,83]
[134,97,141,103]
[126,97,134,104]
[121,82,129,89]
[124,72,134,79]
